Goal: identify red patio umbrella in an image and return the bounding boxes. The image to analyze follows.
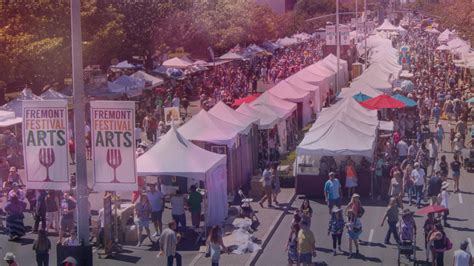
[232,93,261,107]
[359,94,406,110]
[415,205,448,215]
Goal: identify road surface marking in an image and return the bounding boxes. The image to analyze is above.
[468,238,474,255]
[458,193,463,204]
[368,229,374,245]
[189,253,203,266]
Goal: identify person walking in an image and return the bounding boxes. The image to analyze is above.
[411,162,426,208]
[286,222,300,265]
[428,171,443,205]
[324,172,342,213]
[271,164,281,204]
[381,197,401,245]
[259,164,273,208]
[388,171,404,209]
[3,252,19,266]
[345,158,358,198]
[345,193,364,219]
[4,193,26,240]
[436,123,445,151]
[297,220,316,266]
[147,183,164,237]
[453,240,472,266]
[207,225,228,266]
[45,190,59,233]
[134,194,153,247]
[428,138,439,175]
[450,155,462,193]
[423,213,437,262]
[328,207,345,256]
[403,164,415,206]
[346,209,362,258]
[439,155,449,182]
[159,221,182,266]
[438,182,450,227]
[33,190,47,233]
[300,199,313,228]
[33,230,51,266]
[187,185,202,230]
[429,223,450,266]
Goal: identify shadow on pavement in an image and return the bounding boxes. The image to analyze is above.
[103,253,141,264]
[12,237,34,245]
[449,226,474,232]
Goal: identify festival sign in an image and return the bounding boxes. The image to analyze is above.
[356,22,365,35]
[22,100,69,190]
[325,25,336,45]
[340,25,351,45]
[90,101,137,191]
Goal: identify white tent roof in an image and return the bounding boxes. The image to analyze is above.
[111,60,136,69]
[136,126,228,226]
[268,80,310,102]
[376,19,399,31]
[208,101,258,135]
[236,103,279,130]
[339,86,383,98]
[287,69,330,94]
[250,102,292,120]
[251,91,297,113]
[276,37,299,47]
[0,110,22,127]
[136,126,226,179]
[218,52,243,61]
[163,57,193,69]
[130,70,164,86]
[397,25,407,32]
[436,44,451,51]
[178,110,245,147]
[438,29,451,42]
[285,76,320,93]
[40,89,70,100]
[297,119,376,158]
[1,88,42,117]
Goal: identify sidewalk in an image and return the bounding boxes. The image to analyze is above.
[190,188,295,266]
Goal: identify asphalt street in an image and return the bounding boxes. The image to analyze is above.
[256,119,474,266]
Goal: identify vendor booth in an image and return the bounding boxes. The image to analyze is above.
[268,80,312,127]
[136,127,228,227]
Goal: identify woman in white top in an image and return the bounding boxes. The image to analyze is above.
[438,182,450,227]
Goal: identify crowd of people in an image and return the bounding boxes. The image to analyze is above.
[280,22,472,266]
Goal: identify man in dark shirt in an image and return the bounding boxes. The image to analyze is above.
[450,155,462,193]
[427,171,442,205]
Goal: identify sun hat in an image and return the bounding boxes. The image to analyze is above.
[414,162,420,166]
[328,172,335,176]
[11,182,18,187]
[3,252,15,261]
[9,166,16,172]
[62,256,78,264]
[351,193,360,198]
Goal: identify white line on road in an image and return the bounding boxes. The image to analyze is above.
[189,253,203,266]
[368,229,374,245]
[459,193,463,204]
[468,238,474,255]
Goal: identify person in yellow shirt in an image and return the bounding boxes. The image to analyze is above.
[297,220,316,266]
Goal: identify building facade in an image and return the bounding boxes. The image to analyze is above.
[255,0,297,14]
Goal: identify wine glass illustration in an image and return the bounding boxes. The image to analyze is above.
[39,148,55,182]
[106,149,122,183]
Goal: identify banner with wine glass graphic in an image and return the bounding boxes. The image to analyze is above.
[22,100,70,190]
[90,101,138,191]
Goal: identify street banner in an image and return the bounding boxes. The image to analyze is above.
[22,100,70,190]
[325,25,336,45]
[90,101,137,191]
[340,25,351,45]
[164,107,181,125]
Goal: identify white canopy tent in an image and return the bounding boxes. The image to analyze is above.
[1,88,42,117]
[285,76,323,112]
[111,60,136,69]
[438,29,452,43]
[251,92,297,118]
[40,89,70,100]
[0,110,22,127]
[320,54,349,88]
[267,80,313,126]
[163,57,193,69]
[376,19,399,32]
[218,52,244,61]
[136,127,228,226]
[276,37,299,47]
[209,101,258,135]
[287,69,330,98]
[130,71,164,86]
[178,110,246,148]
[436,44,451,51]
[338,86,383,98]
[236,103,279,130]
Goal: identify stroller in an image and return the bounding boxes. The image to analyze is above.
[397,215,417,265]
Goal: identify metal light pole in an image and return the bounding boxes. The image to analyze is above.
[71,0,89,245]
[336,0,340,94]
[356,0,358,20]
[364,0,368,68]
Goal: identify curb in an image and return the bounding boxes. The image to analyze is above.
[245,191,297,266]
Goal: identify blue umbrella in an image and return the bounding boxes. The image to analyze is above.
[353,92,372,102]
[392,94,417,107]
